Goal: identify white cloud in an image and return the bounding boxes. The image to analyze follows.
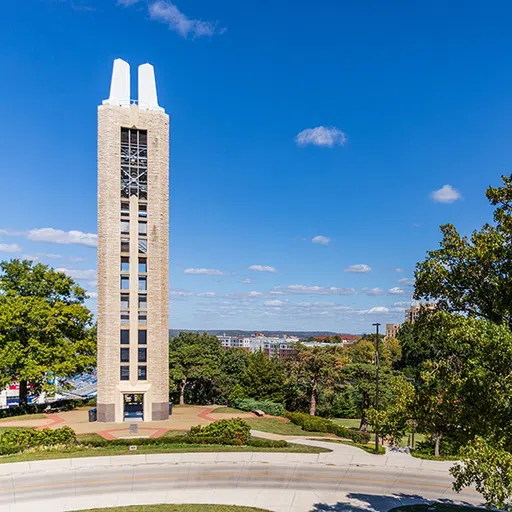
[275,285,356,295]
[398,278,415,286]
[269,290,284,295]
[388,287,407,295]
[296,126,347,148]
[362,287,384,296]
[27,228,97,248]
[312,235,330,245]
[117,0,141,5]
[57,268,97,281]
[344,264,372,274]
[22,254,40,261]
[196,292,216,298]
[366,306,390,314]
[0,244,22,253]
[393,301,411,307]
[148,1,224,38]
[248,291,264,297]
[264,300,285,307]
[430,184,461,204]
[184,268,224,276]
[395,268,404,273]
[86,291,98,300]
[240,278,252,284]
[249,265,277,273]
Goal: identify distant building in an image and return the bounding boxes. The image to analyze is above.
[217,334,300,359]
[404,303,436,323]
[385,323,401,340]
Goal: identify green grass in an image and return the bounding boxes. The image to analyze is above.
[410,451,459,461]
[0,413,47,422]
[316,438,386,455]
[0,441,328,464]
[389,505,484,511]
[330,418,361,429]
[245,418,329,437]
[78,506,270,512]
[212,407,246,413]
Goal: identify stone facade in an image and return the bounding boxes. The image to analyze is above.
[97,100,169,423]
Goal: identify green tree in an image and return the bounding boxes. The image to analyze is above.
[287,345,347,416]
[242,351,285,403]
[415,174,512,328]
[168,332,222,405]
[451,437,512,510]
[0,259,95,404]
[215,348,250,403]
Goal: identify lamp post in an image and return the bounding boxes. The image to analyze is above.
[373,322,381,454]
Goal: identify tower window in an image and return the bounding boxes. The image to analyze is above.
[121,311,130,324]
[138,258,147,273]
[121,257,129,272]
[120,293,129,309]
[138,311,147,325]
[138,330,147,345]
[121,202,130,216]
[138,347,147,363]
[138,366,147,381]
[120,330,130,345]
[138,294,147,309]
[139,204,147,218]
[121,275,129,290]
[120,366,129,381]
[138,239,147,254]
[121,238,130,253]
[138,222,147,236]
[138,276,147,291]
[120,347,130,362]
[121,128,148,199]
[121,220,130,234]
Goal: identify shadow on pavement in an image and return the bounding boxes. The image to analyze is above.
[310,493,482,511]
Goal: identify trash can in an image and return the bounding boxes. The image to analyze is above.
[168,402,173,416]
[88,408,97,422]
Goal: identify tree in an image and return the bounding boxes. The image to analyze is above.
[451,437,512,510]
[168,332,222,405]
[0,259,95,404]
[241,351,286,403]
[415,174,512,329]
[287,345,347,415]
[215,348,250,403]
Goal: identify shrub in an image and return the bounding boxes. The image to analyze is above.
[0,399,84,419]
[233,398,284,417]
[288,411,370,444]
[189,418,251,444]
[0,426,77,448]
[248,438,288,448]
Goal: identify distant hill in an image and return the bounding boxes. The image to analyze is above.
[169,329,360,339]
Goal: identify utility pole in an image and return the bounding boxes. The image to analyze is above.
[373,322,381,454]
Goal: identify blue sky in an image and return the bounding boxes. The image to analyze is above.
[1,0,512,332]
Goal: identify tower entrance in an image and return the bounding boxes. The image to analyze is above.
[123,393,144,422]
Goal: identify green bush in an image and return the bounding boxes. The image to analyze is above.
[233,398,284,416]
[288,412,370,444]
[248,438,287,448]
[0,399,84,419]
[0,426,77,448]
[189,418,251,444]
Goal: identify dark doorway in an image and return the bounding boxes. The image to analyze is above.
[123,393,144,421]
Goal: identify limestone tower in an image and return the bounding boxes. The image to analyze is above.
[97,59,169,422]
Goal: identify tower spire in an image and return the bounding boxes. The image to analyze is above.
[103,58,130,106]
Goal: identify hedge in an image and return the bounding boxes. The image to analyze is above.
[189,418,251,444]
[288,412,370,444]
[0,399,84,419]
[0,426,77,448]
[232,399,285,417]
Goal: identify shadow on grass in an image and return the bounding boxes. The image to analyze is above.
[310,493,484,511]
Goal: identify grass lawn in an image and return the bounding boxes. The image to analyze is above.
[79,506,270,512]
[212,407,246,413]
[410,451,459,461]
[0,413,47,423]
[0,440,328,464]
[316,438,386,455]
[330,418,361,429]
[389,505,484,511]
[245,418,329,437]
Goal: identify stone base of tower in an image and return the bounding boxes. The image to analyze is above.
[97,403,116,422]
[152,402,170,421]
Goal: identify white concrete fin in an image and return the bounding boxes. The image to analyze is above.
[103,59,131,106]
[138,63,164,112]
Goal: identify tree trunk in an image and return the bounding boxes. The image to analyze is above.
[309,379,318,416]
[434,434,441,457]
[179,379,187,406]
[359,392,369,431]
[18,379,28,407]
